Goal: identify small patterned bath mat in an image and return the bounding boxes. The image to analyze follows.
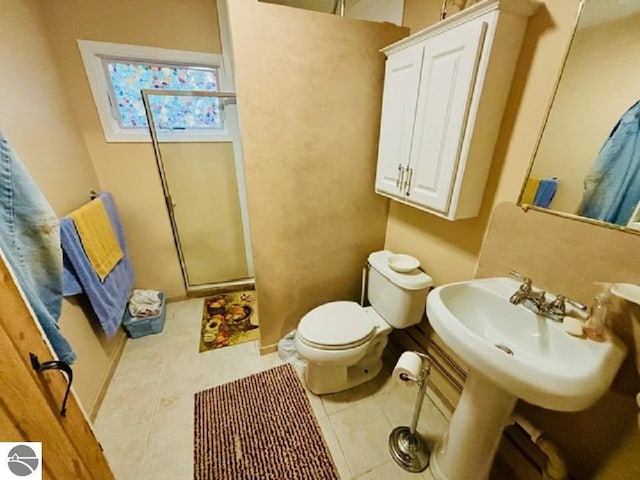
[199,289,259,352]
[194,364,339,480]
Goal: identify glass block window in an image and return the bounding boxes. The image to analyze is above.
[78,40,227,142]
[103,60,222,130]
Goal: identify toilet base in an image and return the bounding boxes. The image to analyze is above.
[305,357,383,395]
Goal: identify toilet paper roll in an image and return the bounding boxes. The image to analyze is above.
[393,351,423,386]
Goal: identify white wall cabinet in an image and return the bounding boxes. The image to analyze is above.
[375,0,538,220]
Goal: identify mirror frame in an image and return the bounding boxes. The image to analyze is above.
[517,0,640,235]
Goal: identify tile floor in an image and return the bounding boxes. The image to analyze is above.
[94,298,451,480]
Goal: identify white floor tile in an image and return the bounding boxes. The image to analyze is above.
[355,460,426,479]
[317,415,352,480]
[321,360,399,415]
[94,297,451,480]
[143,423,193,480]
[208,340,260,387]
[98,422,151,480]
[375,383,448,446]
[328,399,394,477]
[95,374,160,430]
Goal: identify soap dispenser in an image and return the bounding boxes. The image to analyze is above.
[583,287,611,342]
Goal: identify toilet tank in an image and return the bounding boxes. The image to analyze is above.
[367,250,433,328]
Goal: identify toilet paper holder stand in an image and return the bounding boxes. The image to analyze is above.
[389,351,432,473]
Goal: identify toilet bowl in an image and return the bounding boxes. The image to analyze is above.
[294,250,432,395]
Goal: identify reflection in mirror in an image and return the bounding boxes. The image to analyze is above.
[256,0,405,24]
[521,0,640,229]
[258,0,340,14]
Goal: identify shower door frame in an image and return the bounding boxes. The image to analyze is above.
[141,89,254,291]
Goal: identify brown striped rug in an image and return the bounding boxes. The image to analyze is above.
[194,364,339,480]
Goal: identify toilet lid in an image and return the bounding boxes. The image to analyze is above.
[298,301,375,349]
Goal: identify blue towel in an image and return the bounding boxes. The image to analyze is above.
[533,178,558,208]
[63,253,83,296]
[578,100,640,225]
[61,192,135,336]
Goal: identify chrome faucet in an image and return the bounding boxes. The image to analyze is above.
[509,277,545,314]
[509,271,588,322]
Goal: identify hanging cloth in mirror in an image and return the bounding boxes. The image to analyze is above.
[0,132,75,364]
[578,100,640,225]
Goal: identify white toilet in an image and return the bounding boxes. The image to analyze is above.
[294,250,433,395]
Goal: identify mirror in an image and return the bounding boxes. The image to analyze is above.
[258,0,339,14]
[520,0,640,230]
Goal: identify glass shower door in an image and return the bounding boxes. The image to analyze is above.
[142,90,253,289]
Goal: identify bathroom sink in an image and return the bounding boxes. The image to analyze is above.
[426,277,627,412]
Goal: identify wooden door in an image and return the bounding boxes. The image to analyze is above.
[407,19,487,214]
[375,42,424,199]
[0,252,114,479]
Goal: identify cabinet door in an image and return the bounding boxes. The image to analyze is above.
[407,20,487,213]
[375,42,424,198]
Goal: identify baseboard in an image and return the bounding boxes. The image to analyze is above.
[259,342,278,355]
[187,279,255,297]
[89,332,128,421]
[166,294,189,303]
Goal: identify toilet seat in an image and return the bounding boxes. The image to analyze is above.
[297,301,375,351]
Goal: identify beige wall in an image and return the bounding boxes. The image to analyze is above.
[37,0,225,299]
[347,0,404,24]
[2,0,227,414]
[396,1,639,478]
[531,13,640,214]
[388,0,581,286]
[160,142,248,285]
[402,0,442,32]
[0,1,99,212]
[227,0,408,348]
[478,203,640,479]
[0,0,125,414]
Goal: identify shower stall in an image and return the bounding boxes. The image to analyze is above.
[142,89,254,292]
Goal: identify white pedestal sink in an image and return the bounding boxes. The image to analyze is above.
[426,277,627,480]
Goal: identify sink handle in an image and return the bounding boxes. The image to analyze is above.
[556,295,588,313]
[509,270,532,286]
[509,270,527,280]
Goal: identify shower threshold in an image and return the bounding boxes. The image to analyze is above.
[186,278,256,297]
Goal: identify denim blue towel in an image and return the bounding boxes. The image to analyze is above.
[61,192,135,336]
[0,131,76,364]
[533,178,559,208]
[579,100,640,225]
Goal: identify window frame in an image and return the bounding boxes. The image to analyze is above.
[77,40,229,143]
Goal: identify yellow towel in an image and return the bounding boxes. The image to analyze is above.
[521,176,540,204]
[69,198,124,281]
